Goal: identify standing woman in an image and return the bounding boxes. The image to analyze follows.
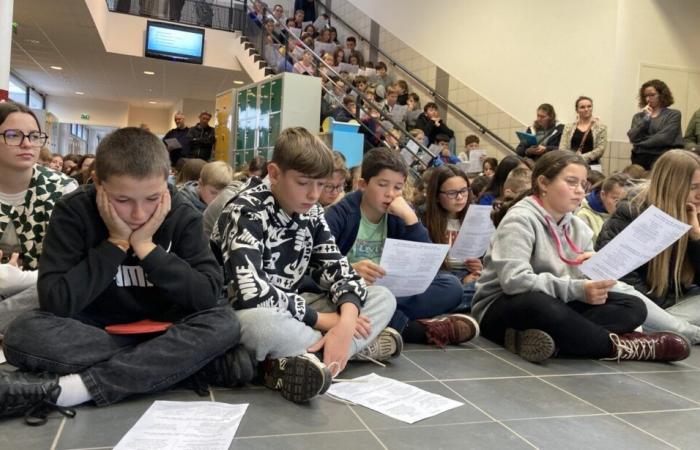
[597,150,700,326]
[628,79,683,170]
[472,150,690,363]
[559,96,608,165]
[0,101,77,332]
[423,165,482,311]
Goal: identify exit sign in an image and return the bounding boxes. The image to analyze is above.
[80,113,90,120]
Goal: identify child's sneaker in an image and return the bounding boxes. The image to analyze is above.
[353,327,403,363]
[504,328,556,363]
[260,353,332,403]
[418,314,479,348]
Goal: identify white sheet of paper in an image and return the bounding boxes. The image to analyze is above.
[337,62,359,73]
[328,373,463,424]
[590,164,603,173]
[314,41,337,56]
[114,401,248,450]
[400,147,414,165]
[448,205,496,260]
[580,205,691,281]
[468,149,486,173]
[164,138,182,150]
[0,350,5,364]
[374,238,449,297]
[288,27,302,37]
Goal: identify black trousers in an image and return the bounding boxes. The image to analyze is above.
[631,151,663,171]
[480,291,647,358]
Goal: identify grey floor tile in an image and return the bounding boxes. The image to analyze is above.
[547,374,698,413]
[506,415,673,450]
[374,422,532,449]
[446,377,599,420]
[338,354,433,381]
[348,381,489,430]
[617,409,700,449]
[404,348,529,380]
[470,335,505,350]
[213,388,364,437]
[632,370,700,403]
[231,431,384,450]
[56,391,202,450]
[669,349,700,369]
[489,349,618,376]
[597,358,693,373]
[0,415,62,450]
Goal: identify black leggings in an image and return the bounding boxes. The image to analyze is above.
[480,291,647,358]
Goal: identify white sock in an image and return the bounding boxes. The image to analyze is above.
[56,374,92,407]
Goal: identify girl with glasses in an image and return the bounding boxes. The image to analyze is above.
[472,150,692,364]
[0,101,77,333]
[423,165,481,312]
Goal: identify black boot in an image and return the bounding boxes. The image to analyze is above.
[0,371,75,426]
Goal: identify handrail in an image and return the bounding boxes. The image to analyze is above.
[243,4,437,168]
[314,0,517,154]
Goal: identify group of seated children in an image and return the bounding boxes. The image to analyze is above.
[0,99,698,427]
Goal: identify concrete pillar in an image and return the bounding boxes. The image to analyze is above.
[0,0,14,101]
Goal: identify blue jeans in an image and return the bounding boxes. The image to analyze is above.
[4,307,239,406]
[450,270,477,312]
[389,272,463,332]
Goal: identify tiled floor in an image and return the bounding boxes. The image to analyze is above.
[3,336,700,449]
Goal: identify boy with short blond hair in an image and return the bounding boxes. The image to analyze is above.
[179,160,235,211]
[212,128,400,403]
[0,127,255,425]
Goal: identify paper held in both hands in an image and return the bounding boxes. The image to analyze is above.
[374,238,450,297]
[580,206,691,281]
[114,401,248,450]
[328,373,463,424]
[448,205,496,260]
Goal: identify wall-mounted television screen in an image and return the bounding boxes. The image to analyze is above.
[145,21,204,64]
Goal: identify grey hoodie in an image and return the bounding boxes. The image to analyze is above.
[471,196,594,322]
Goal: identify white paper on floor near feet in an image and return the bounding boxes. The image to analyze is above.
[448,204,495,260]
[328,373,462,423]
[113,401,248,450]
[580,205,691,281]
[374,239,450,297]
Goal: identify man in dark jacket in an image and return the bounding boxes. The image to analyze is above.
[184,111,216,161]
[162,111,189,166]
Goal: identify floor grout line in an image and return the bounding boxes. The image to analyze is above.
[479,347,684,449]
[49,417,67,450]
[234,428,370,440]
[346,405,389,450]
[400,352,539,449]
[624,372,700,407]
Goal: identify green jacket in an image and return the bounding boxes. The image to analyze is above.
[684,109,700,150]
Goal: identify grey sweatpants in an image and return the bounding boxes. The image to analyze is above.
[237,286,396,361]
[0,285,39,336]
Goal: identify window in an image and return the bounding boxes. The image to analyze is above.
[29,88,44,109]
[8,75,27,105]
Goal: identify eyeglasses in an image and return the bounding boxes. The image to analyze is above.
[562,177,588,191]
[439,188,470,199]
[1,129,48,147]
[323,184,345,194]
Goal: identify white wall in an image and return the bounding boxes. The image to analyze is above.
[47,95,129,127]
[127,106,171,134]
[348,0,700,141]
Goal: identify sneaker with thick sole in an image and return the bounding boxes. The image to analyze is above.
[352,327,403,363]
[503,328,556,363]
[0,371,76,426]
[418,314,480,348]
[260,353,332,403]
[607,331,690,362]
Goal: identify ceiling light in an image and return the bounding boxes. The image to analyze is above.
[148,101,157,104]
[50,66,63,70]
[25,39,40,45]
[143,70,155,75]
[233,80,244,85]
[75,91,84,95]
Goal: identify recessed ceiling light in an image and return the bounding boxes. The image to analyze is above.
[50,66,63,70]
[25,39,40,45]
[75,91,84,95]
[143,70,155,75]
[233,80,244,85]
[148,101,157,104]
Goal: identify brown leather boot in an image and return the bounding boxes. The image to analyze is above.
[607,331,691,362]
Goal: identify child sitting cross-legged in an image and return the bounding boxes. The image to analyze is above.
[325,148,479,348]
[0,127,259,425]
[212,128,400,403]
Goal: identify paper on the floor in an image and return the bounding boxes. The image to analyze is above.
[114,401,248,450]
[0,350,5,364]
[580,205,690,281]
[327,373,462,424]
[374,239,450,297]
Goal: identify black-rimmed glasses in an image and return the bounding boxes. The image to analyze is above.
[1,129,48,147]
[439,188,470,199]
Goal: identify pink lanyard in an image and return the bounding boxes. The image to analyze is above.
[531,195,584,266]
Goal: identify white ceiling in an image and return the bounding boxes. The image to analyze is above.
[10,0,251,109]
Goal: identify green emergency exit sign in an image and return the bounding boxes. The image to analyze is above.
[80,113,90,120]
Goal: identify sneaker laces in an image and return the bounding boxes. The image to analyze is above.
[607,334,656,361]
[24,385,76,426]
[420,319,451,349]
[352,353,387,368]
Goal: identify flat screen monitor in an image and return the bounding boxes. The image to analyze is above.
[145,21,204,64]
